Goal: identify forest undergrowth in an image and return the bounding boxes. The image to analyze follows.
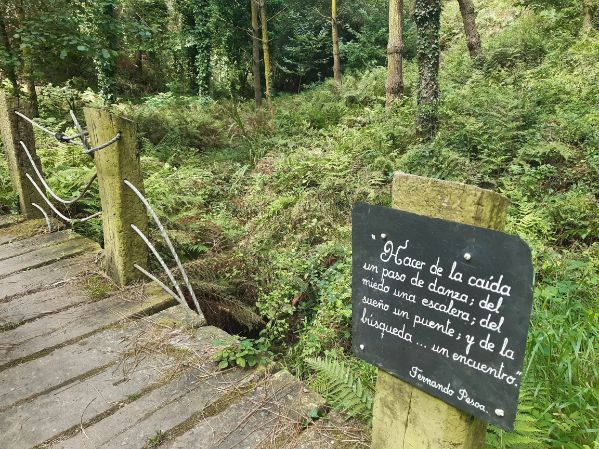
[0,1,597,447]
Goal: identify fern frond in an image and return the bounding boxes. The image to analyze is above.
[485,383,546,449]
[306,356,373,422]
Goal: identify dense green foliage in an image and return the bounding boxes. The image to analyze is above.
[0,0,394,100]
[212,336,274,368]
[0,0,597,447]
[306,356,374,422]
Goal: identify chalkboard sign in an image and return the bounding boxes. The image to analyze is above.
[352,202,533,431]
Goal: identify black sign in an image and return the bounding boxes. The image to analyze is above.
[352,202,533,431]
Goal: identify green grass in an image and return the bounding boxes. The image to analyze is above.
[147,429,165,447]
[81,274,115,301]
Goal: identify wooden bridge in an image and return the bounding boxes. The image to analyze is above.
[0,217,357,449]
[0,94,360,449]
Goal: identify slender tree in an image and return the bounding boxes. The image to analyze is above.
[457,0,482,59]
[175,0,212,96]
[192,0,212,96]
[386,0,404,106]
[0,12,19,95]
[259,0,273,115]
[14,0,38,114]
[178,2,199,93]
[93,0,119,105]
[414,0,441,139]
[250,0,262,107]
[331,0,342,84]
[582,0,596,32]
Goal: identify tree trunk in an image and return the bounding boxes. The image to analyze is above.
[582,0,596,32]
[386,0,404,106]
[414,0,441,140]
[136,50,143,78]
[251,0,262,107]
[24,72,38,116]
[0,14,19,96]
[259,0,274,116]
[331,0,342,84]
[181,9,199,93]
[96,1,119,105]
[14,1,38,115]
[457,0,482,59]
[193,0,212,97]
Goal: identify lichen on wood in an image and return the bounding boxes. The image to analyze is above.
[83,107,148,285]
[0,92,45,218]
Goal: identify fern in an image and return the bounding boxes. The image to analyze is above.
[306,357,373,422]
[485,385,545,448]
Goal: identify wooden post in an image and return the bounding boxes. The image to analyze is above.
[371,172,509,449]
[0,91,45,218]
[83,108,148,285]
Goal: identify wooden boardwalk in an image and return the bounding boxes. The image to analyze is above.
[0,218,351,449]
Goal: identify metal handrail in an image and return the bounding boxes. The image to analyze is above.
[124,179,201,314]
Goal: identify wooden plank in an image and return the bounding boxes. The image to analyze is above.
[0,230,75,261]
[0,284,176,368]
[0,283,94,324]
[0,325,138,410]
[0,218,53,244]
[0,253,96,303]
[0,353,173,449]
[164,370,324,449]
[0,215,23,229]
[282,412,367,449]
[54,329,249,449]
[0,235,98,278]
[144,304,206,330]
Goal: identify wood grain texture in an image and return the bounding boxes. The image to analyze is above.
[83,108,148,285]
[371,172,508,449]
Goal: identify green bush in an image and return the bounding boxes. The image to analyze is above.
[484,13,548,70]
[120,94,226,149]
[213,337,273,369]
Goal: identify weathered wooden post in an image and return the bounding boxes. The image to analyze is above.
[371,173,508,449]
[352,172,533,449]
[0,91,45,218]
[83,108,148,285]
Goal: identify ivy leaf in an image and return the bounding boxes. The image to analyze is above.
[101,48,111,60]
[59,49,68,59]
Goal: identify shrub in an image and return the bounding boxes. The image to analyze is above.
[121,94,225,149]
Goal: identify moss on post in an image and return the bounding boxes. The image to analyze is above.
[83,108,148,285]
[0,91,44,218]
[371,172,509,449]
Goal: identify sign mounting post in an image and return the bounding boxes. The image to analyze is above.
[353,173,533,449]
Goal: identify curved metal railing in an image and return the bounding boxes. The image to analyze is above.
[16,110,200,315]
[14,110,119,225]
[125,179,201,314]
